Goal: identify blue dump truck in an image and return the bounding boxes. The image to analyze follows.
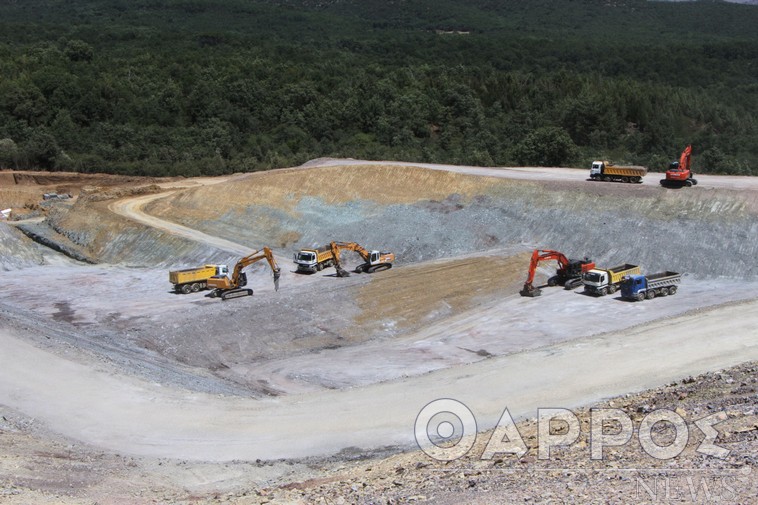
[621,271,681,301]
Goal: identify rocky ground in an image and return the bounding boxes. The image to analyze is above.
[0,361,755,504]
[1,162,757,504]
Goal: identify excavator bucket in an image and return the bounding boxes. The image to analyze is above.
[273,269,281,291]
[519,283,542,297]
[335,265,351,277]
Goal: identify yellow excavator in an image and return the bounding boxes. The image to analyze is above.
[329,241,395,277]
[207,247,281,300]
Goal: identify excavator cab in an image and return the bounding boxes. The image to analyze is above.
[661,145,697,187]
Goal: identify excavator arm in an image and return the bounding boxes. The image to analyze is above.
[207,247,281,299]
[228,247,281,290]
[679,144,692,174]
[520,249,594,297]
[329,241,394,277]
[521,249,569,296]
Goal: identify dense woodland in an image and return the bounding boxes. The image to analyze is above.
[0,0,757,176]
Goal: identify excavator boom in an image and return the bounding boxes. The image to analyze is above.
[661,145,697,187]
[520,249,594,297]
[329,241,395,277]
[207,247,281,300]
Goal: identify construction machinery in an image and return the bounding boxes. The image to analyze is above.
[169,264,229,294]
[582,263,641,296]
[293,245,335,273]
[207,247,281,300]
[520,249,595,297]
[660,145,698,188]
[590,161,647,183]
[329,241,395,277]
[621,271,681,301]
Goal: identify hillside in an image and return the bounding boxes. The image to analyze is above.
[0,0,756,176]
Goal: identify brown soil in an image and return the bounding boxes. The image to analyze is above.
[145,164,508,221]
[350,252,528,337]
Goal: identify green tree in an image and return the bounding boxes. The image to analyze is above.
[512,127,579,167]
[0,138,19,169]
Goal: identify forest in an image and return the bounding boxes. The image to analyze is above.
[0,0,756,176]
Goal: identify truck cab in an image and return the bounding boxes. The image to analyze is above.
[590,161,605,179]
[620,274,646,300]
[582,269,608,292]
[294,250,317,271]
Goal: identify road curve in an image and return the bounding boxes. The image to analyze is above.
[108,191,251,257]
[1,299,756,461]
[1,160,756,462]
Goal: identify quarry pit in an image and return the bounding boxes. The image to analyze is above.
[1,160,757,503]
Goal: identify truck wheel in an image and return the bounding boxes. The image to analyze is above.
[646,290,656,300]
[599,287,608,296]
[633,177,642,183]
[669,286,677,295]
[603,176,611,182]
[316,263,322,271]
[659,287,668,296]
[621,177,630,183]
[191,283,201,292]
[635,293,644,302]
[608,285,617,294]
[181,284,192,294]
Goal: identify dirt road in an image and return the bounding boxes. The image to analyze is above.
[2,160,757,466]
[107,175,254,257]
[304,158,758,191]
[1,298,756,461]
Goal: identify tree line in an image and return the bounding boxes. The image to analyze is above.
[0,0,756,176]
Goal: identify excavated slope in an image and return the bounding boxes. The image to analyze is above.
[0,223,44,270]
[145,164,758,278]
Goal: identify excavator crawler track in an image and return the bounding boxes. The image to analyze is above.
[366,264,392,274]
[221,288,254,301]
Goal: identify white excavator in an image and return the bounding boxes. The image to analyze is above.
[329,241,395,277]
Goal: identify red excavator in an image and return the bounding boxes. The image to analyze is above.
[660,145,698,188]
[520,249,595,297]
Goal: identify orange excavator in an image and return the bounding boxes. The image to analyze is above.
[329,241,395,277]
[660,145,698,188]
[207,247,281,300]
[520,249,595,297]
